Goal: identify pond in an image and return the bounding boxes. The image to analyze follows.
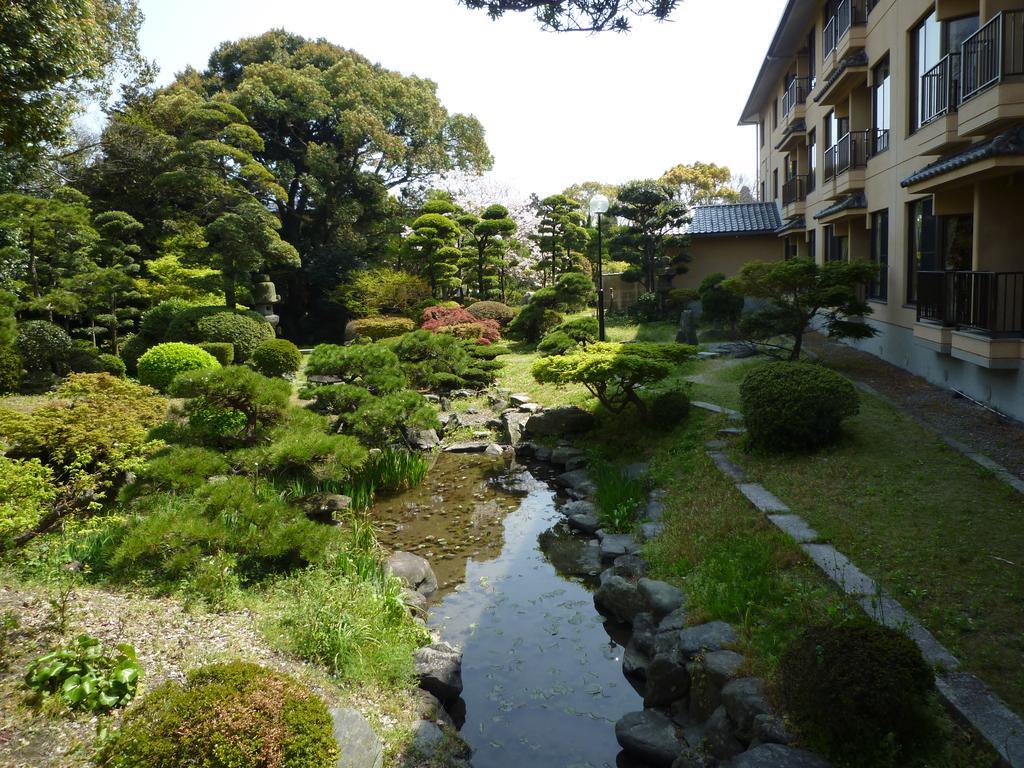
[372,452,644,768]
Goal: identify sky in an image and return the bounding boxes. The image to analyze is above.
[136,0,788,198]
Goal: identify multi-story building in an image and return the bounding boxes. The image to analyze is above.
[741,0,1024,420]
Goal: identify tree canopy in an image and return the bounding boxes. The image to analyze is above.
[660,162,740,207]
[608,180,689,291]
[459,0,680,31]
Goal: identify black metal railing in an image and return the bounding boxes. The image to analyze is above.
[782,175,808,206]
[961,11,1024,103]
[918,270,1024,336]
[835,130,871,175]
[921,52,962,125]
[823,16,838,58]
[782,77,810,117]
[872,127,890,155]
[836,0,867,39]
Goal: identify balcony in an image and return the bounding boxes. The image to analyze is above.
[782,77,811,122]
[782,175,809,212]
[823,0,868,73]
[957,11,1024,136]
[823,130,870,197]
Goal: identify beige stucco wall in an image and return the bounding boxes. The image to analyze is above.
[671,235,786,292]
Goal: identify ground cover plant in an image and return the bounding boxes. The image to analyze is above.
[25,634,140,714]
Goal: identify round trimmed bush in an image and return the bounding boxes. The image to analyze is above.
[466,300,516,326]
[98,354,126,378]
[198,342,234,366]
[0,345,22,394]
[68,341,104,373]
[537,330,578,357]
[15,321,72,374]
[96,661,338,768]
[345,316,416,341]
[780,618,939,765]
[643,388,691,429]
[139,299,193,341]
[137,343,220,393]
[119,333,151,376]
[252,338,302,378]
[194,312,275,362]
[740,362,859,451]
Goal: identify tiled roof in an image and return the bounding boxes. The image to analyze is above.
[775,216,806,234]
[685,203,783,237]
[813,51,869,103]
[901,124,1024,187]
[774,119,807,150]
[813,193,867,220]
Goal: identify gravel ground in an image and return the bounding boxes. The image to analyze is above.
[0,582,409,768]
[804,332,1024,481]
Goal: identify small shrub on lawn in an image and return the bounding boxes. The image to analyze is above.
[345,316,416,341]
[96,661,338,768]
[537,330,578,357]
[508,302,562,342]
[193,311,275,362]
[98,353,126,378]
[740,362,859,451]
[252,338,302,378]
[252,408,367,486]
[466,300,516,325]
[15,320,71,374]
[594,466,647,533]
[391,331,501,391]
[643,388,690,430]
[197,341,234,366]
[780,618,940,767]
[25,634,140,714]
[137,343,220,393]
[0,345,22,394]
[171,366,292,445]
[628,292,663,322]
[138,298,193,340]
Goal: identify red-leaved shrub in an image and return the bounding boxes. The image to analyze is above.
[421,306,501,343]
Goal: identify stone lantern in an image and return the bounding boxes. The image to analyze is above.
[251,274,280,330]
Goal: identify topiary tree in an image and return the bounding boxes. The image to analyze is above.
[609,179,689,292]
[724,258,878,360]
[15,320,72,375]
[0,345,23,394]
[252,338,302,378]
[780,618,940,767]
[345,316,416,341]
[305,344,407,395]
[740,362,859,451]
[507,302,562,343]
[532,342,694,415]
[96,661,338,768]
[197,342,234,366]
[466,300,516,326]
[136,343,221,393]
[537,330,578,357]
[194,312,275,362]
[171,366,292,445]
[698,272,744,332]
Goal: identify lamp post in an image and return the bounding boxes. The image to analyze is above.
[589,194,609,342]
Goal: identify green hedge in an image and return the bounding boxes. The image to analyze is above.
[96,661,338,768]
[252,338,302,378]
[136,343,221,393]
[466,301,516,325]
[0,345,22,394]
[345,316,416,341]
[16,320,72,374]
[198,342,234,366]
[194,312,275,362]
[740,362,859,451]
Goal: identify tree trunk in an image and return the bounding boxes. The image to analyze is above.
[790,330,804,361]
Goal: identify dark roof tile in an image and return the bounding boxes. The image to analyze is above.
[684,203,782,236]
[901,124,1024,187]
[813,193,867,220]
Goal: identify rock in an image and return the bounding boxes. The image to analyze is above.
[703,650,746,687]
[645,496,666,522]
[405,428,440,450]
[644,649,691,707]
[484,443,504,456]
[624,461,649,479]
[386,552,437,597]
[451,389,475,398]
[502,411,532,446]
[568,513,601,535]
[600,533,639,561]
[678,621,738,655]
[551,446,586,466]
[561,499,596,517]
[443,440,490,453]
[638,579,686,618]
[518,402,542,413]
[555,468,597,496]
[623,644,651,681]
[402,588,428,617]
[686,661,722,722]
[524,406,596,436]
[413,642,463,705]
[410,720,445,756]
[703,705,745,760]
[615,710,685,768]
[612,554,648,579]
[594,574,642,624]
[672,746,712,768]
[439,397,452,411]
[472,430,491,439]
[723,744,832,767]
[411,690,454,729]
[630,612,658,657]
[331,707,384,768]
[534,445,552,462]
[514,441,536,458]
[657,608,687,633]
[640,522,666,541]
[566,455,589,470]
[752,714,792,746]
[705,439,728,450]
[722,678,772,742]
[510,393,532,406]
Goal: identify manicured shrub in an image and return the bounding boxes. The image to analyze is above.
[340,390,439,449]
[628,292,662,322]
[780,618,939,766]
[98,354,126,378]
[537,330,578,357]
[138,298,193,341]
[345,316,416,341]
[137,343,220,393]
[390,330,499,391]
[0,345,22,394]
[96,661,338,768]
[119,333,150,375]
[556,316,599,344]
[643,388,691,429]
[252,338,302,378]
[306,344,406,394]
[15,320,72,374]
[466,300,516,325]
[197,342,234,366]
[68,341,105,373]
[508,302,563,342]
[420,305,501,343]
[194,311,275,362]
[0,456,56,549]
[740,362,859,451]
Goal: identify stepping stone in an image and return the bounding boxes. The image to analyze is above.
[719,427,747,436]
[705,440,727,450]
[767,514,819,543]
[697,351,721,359]
[800,543,878,596]
[640,521,665,541]
[443,441,490,453]
[691,401,743,420]
[709,452,747,483]
[737,483,789,513]
[935,672,1024,768]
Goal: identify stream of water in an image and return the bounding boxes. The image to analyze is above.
[373,453,642,768]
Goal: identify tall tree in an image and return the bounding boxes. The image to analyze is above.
[660,162,740,207]
[609,180,689,292]
[461,204,517,298]
[531,195,589,284]
[459,0,680,31]
[404,199,464,299]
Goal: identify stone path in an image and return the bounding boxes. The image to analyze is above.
[692,402,1024,768]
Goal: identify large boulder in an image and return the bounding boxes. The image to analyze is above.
[331,707,384,768]
[386,552,438,597]
[599,533,640,561]
[594,574,642,624]
[502,410,531,446]
[404,427,440,450]
[524,405,596,436]
[702,705,745,761]
[615,710,686,768]
[413,642,463,705]
[721,678,772,742]
[638,578,686,619]
[723,744,832,767]
[644,649,691,708]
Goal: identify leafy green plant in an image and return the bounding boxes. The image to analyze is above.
[251,338,302,377]
[96,662,338,768]
[740,362,859,451]
[594,466,647,533]
[345,316,416,341]
[686,534,782,623]
[628,292,662,322]
[25,634,140,713]
[197,341,234,366]
[0,344,22,393]
[361,448,429,493]
[136,342,220,392]
[15,320,72,374]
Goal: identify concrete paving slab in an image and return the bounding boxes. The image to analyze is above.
[800,543,878,596]
[857,595,960,671]
[767,514,820,544]
[708,452,747,483]
[936,673,1024,767]
[736,483,789,513]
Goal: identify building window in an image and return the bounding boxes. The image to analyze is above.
[808,29,816,89]
[807,129,817,192]
[907,198,936,303]
[772,168,779,201]
[773,98,778,129]
[808,229,817,262]
[869,209,889,301]
[786,237,799,260]
[872,57,891,155]
[911,11,941,132]
[825,224,848,262]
